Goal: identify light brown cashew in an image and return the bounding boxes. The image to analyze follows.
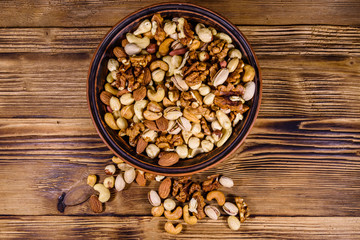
[164,222,182,235]
[147,86,165,102]
[150,60,169,72]
[206,190,226,206]
[164,206,183,220]
[183,205,197,225]
[93,184,110,203]
[159,38,175,56]
[151,204,164,217]
[126,33,150,49]
[104,113,119,130]
[242,64,255,82]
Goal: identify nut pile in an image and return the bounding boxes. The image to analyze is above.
[100,13,256,166]
[83,156,249,234]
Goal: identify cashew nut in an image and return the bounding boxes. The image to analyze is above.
[149,60,169,72]
[183,205,197,225]
[164,21,176,35]
[164,206,183,220]
[134,99,148,121]
[162,55,175,77]
[107,58,119,72]
[147,86,165,102]
[126,33,150,49]
[228,48,242,59]
[124,43,142,56]
[93,184,111,203]
[242,64,255,82]
[151,204,164,217]
[216,127,232,147]
[216,32,232,43]
[152,69,165,82]
[164,222,182,235]
[206,190,226,206]
[159,38,175,56]
[104,83,118,95]
[133,19,152,35]
[104,113,120,130]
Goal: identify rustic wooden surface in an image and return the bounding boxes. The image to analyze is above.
[0,0,360,239]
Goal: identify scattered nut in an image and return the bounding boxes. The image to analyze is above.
[87,174,97,187]
[223,202,239,216]
[159,177,172,199]
[227,215,241,230]
[104,164,116,175]
[151,204,165,217]
[115,174,126,191]
[183,205,197,225]
[219,176,234,188]
[164,222,182,235]
[204,205,221,220]
[164,206,183,220]
[206,190,226,206]
[103,176,115,189]
[93,184,111,203]
[148,190,161,207]
[164,198,176,211]
[124,168,136,184]
[89,195,103,213]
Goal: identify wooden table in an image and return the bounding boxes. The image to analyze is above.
[0,0,359,239]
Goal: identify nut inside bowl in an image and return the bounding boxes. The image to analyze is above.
[87,3,261,176]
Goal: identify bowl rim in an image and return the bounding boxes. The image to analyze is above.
[87,2,262,176]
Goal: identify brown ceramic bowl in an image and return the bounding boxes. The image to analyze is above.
[87,3,262,176]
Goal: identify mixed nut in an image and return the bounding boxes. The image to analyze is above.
[100,13,256,166]
[60,156,250,235]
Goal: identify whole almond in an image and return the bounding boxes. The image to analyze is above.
[136,137,148,154]
[100,91,113,105]
[143,120,160,131]
[113,46,127,58]
[158,152,180,166]
[133,86,147,101]
[135,170,147,186]
[89,195,103,213]
[158,177,172,199]
[156,117,169,131]
[143,67,151,85]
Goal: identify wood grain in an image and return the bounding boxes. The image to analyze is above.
[0,26,359,118]
[0,216,359,239]
[0,118,359,216]
[0,0,359,27]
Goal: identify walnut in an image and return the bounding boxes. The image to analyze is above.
[145,172,156,181]
[152,13,166,43]
[116,89,130,97]
[170,134,184,147]
[201,118,211,136]
[125,122,145,146]
[178,176,192,184]
[202,174,221,192]
[172,180,182,196]
[184,70,209,87]
[207,39,229,62]
[179,18,194,46]
[209,63,219,80]
[214,83,244,96]
[214,96,245,112]
[175,181,192,203]
[235,197,250,223]
[227,59,244,83]
[193,191,206,219]
[130,55,150,68]
[189,182,201,196]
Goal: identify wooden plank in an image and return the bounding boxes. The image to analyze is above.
[0,26,359,118]
[0,216,359,239]
[0,0,359,27]
[0,118,359,216]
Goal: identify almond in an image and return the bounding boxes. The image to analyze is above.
[136,137,148,154]
[158,152,179,166]
[135,170,147,186]
[156,117,169,131]
[133,86,147,101]
[143,67,151,85]
[158,177,172,199]
[113,46,127,58]
[100,91,112,105]
[89,195,103,213]
[143,120,160,131]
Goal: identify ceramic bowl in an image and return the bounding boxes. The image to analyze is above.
[87,3,262,176]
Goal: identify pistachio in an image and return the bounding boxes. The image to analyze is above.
[216,110,232,130]
[219,176,234,188]
[204,205,221,220]
[177,117,192,131]
[203,93,215,105]
[148,190,161,207]
[227,58,239,73]
[227,216,241,230]
[188,198,198,213]
[124,168,136,184]
[115,174,126,191]
[223,202,239,216]
[171,74,189,91]
[212,68,230,87]
[242,81,255,101]
[164,106,182,120]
